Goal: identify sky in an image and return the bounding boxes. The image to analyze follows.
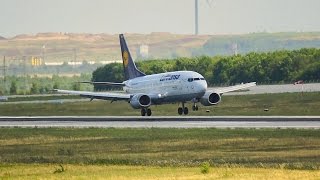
[1,0,320,38]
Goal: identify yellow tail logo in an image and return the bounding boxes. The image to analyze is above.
[123,51,129,66]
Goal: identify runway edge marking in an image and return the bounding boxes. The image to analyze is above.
[0,116,320,122]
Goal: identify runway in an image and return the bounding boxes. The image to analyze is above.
[211,83,320,95]
[0,116,319,128]
[1,83,319,105]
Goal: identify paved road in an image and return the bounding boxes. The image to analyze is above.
[219,83,320,95]
[0,116,319,128]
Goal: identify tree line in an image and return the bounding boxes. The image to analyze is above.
[92,48,320,90]
[0,74,92,95]
[2,48,319,94]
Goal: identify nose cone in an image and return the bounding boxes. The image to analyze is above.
[198,81,207,93]
[193,72,207,93]
[201,81,208,92]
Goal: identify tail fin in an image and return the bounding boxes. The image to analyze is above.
[119,34,146,80]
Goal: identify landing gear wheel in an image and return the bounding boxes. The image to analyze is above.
[147,108,152,116]
[141,109,146,116]
[192,104,199,111]
[178,107,183,115]
[183,107,189,115]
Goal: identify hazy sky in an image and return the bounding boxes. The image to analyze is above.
[1,0,320,37]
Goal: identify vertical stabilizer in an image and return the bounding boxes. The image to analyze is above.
[119,34,146,80]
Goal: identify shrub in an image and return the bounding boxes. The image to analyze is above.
[54,164,65,174]
[200,161,210,174]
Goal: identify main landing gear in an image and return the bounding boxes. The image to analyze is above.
[178,103,189,115]
[178,102,199,115]
[141,108,152,116]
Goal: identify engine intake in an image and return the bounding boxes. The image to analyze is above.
[200,92,221,106]
[130,94,151,109]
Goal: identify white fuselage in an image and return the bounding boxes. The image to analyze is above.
[123,71,207,103]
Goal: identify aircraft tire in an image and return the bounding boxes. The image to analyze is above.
[147,108,152,116]
[192,105,198,111]
[183,107,189,115]
[178,107,183,115]
[141,109,146,116]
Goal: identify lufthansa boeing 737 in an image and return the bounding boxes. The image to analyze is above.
[55,34,256,116]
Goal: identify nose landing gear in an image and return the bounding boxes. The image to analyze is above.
[192,104,199,111]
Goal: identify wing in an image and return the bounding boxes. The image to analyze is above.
[79,81,125,86]
[212,82,256,94]
[54,89,130,101]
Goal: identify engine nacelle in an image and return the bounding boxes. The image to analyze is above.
[200,92,221,106]
[129,94,151,109]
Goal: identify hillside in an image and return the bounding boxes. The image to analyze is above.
[1,32,320,65]
[198,32,320,56]
[0,33,211,63]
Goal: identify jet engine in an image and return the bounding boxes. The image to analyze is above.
[129,94,151,109]
[200,92,221,106]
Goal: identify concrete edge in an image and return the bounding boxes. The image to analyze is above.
[0,116,320,121]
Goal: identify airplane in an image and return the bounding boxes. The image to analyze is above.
[55,34,256,116]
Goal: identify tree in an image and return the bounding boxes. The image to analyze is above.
[30,82,39,94]
[9,81,17,95]
[298,62,320,81]
[91,63,124,91]
[72,83,81,91]
[91,48,320,87]
[53,82,59,89]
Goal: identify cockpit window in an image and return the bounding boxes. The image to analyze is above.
[188,77,205,82]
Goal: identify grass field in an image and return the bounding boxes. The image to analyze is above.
[1,164,319,180]
[0,92,319,116]
[1,92,319,178]
[0,128,319,169]
[0,127,319,179]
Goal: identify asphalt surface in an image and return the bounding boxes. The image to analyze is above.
[0,83,319,105]
[220,83,320,95]
[0,116,319,128]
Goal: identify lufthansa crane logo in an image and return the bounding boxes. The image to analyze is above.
[123,51,129,66]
